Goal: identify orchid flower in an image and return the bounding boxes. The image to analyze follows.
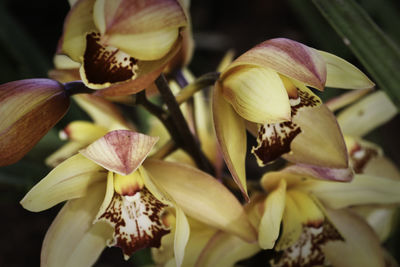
[57,0,188,96]
[0,79,70,166]
[21,130,256,267]
[213,38,375,199]
[46,93,132,167]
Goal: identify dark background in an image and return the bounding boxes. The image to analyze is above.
[0,0,399,266]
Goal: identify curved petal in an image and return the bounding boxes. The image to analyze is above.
[221,66,290,124]
[45,141,85,167]
[196,231,260,267]
[212,84,248,200]
[224,38,326,90]
[60,0,97,61]
[281,163,353,182]
[41,182,113,267]
[318,50,375,90]
[20,154,106,212]
[144,159,257,242]
[284,103,349,169]
[63,121,109,143]
[323,208,385,267]
[337,91,397,137]
[174,206,190,267]
[301,174,400,209]
[258,179,286,249]
[80,130,158,175]
[325,88,373,112]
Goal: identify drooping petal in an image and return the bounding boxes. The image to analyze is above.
[283,101,349,169]
[258,179,286,249]
[60,0,97,62]
[80,130,158,175]
[318,50,375,90]
[174,206,190,267]
[62,121,108,143]
[221,66,290,124]
[337,91,397,137]
[0,79,70,166]
[72,94,130,129]
[224,38,327,90]
[93,0,186,60]
[195,231,261,267]
[144,159,257,242]
[20,154,106,212]
[325,88,372,112]
[96,187,170,259]
[41,182,113,267]
[322,208,385,267]
[212,84,248,200]
[300,174,400,209]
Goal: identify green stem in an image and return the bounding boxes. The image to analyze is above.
[312,0,400,110]
[155,74,214,174]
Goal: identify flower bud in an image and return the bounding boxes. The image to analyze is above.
[0,79,70,166]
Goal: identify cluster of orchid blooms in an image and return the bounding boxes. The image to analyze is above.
[1,0,400,266]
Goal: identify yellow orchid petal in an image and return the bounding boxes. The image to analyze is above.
[41,182,113,267]
[93,0,186,59]
[95,171,115,220]
[213,84,248,200]
[53,54,81,70]
[283,103,349,169]
[275,192,303,250]
[363,155,400,180]
[144,159,257,242]
[225,38,327,90]
[174,206,190,267]
[337,91,397,137]
[0,79,70,166]
[80,130,158,175]
[73,94,129,129]
[221,66,290,124]
[45,141,85,167]
[20,154,106,212]
[287,190,324,224]
[318,50,375,90]
[258,179,286,249]
[325,88,372,112]
[302,174,400,209]
[195,231,260,267]
[323,208,385,267]
[60,0,97,62]
[63,121,108,143]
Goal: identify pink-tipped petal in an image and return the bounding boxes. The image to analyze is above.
[80,130,158,175]
[224,38,327,90]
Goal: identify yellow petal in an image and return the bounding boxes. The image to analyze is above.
[174,206,190,267]
[325,88,372,112]
[95,171,115,220]
[63,121,108,143]
[80,130,158,175]
[60,0,97,62]
[318,50,375,90]
[287,190,324,224]
[221,66,290,124]
[0,79,70,166]
[53,54,81,70]
[144,159,257,242]
[337,91,397,137]
[225,38,327,90]
[195,231,260,267]
[45,141,85,167]
[258,179,286,249]
[283,103,349,169]
[41,182,113,267]
[302,174,400,209]
[275,192,303,250]
[73,94,130,129]
[213,84,248,200]
[93,0,186,60]
[323,208,385,267]
[20,154,106,212]
[363,155,400,180]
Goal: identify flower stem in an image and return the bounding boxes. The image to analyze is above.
[155,74,214,174]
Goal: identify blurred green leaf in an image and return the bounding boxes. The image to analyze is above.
[312,0,400,110]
